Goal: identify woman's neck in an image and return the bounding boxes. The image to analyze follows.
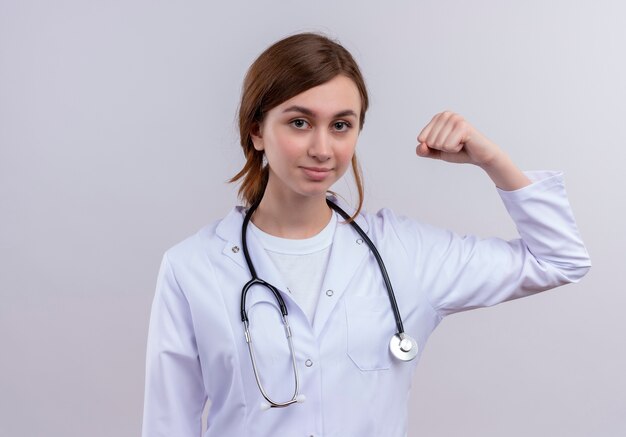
[251,190,332,239]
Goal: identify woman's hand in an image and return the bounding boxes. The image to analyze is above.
[416,111,531,190]
[416,111,500,166]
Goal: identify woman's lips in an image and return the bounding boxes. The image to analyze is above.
[301,166,331,181]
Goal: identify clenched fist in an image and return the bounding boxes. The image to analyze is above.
[416,111,501,167]
[416,111,531,190]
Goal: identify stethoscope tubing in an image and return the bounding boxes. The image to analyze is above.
[240,199,301,408]
[240,200,288,323]
[239,197,407,337]
[325,198,406,336]
[239,195,416,409]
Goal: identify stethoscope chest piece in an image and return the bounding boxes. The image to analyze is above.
[389,333,418,361]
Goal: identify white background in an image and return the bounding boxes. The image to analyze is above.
[1,1,624,436]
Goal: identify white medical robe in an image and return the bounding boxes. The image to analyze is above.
[142,171,590,437]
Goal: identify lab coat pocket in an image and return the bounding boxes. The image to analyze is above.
[345,295,392,371]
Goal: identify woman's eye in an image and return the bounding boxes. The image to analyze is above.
[291,119,309,129]
[333,121,350,131]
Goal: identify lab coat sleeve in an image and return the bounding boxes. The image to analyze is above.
[142,253,206,437]
[390,171,591,317]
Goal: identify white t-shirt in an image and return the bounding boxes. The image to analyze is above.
[249,212,337,323]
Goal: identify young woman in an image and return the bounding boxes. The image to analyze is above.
[142,33,590,437]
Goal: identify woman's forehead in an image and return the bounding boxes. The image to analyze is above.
[272,76,361,118]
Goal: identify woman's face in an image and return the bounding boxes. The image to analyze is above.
[251,75,362,202]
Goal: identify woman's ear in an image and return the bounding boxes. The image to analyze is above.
[250,122,264,151]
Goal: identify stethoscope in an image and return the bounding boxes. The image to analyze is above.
[240,197,418,410]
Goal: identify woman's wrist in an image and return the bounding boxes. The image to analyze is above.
[479,151,531,191]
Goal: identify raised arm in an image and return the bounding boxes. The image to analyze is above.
[402,111,591,315]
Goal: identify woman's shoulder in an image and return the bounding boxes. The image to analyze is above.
[356,203,463,263]
[163,206,245,267]
[329,195,427,237]
[356,203,432,236]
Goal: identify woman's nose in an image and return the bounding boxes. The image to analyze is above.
[308,131,331,161]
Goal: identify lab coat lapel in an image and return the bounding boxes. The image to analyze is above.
[217,200,372,330]
[313,198,370,336]
[217,207,291,310]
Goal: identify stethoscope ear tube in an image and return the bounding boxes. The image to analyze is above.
[240,278,288,322]
[243,312,301,408]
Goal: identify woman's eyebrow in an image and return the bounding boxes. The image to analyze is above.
[282,105,358,119]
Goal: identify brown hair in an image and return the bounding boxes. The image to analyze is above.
[229,32,369,221]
